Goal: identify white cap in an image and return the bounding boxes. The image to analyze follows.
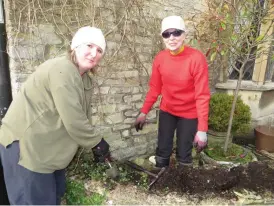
[161,16,186,34]
[71,26,106,53]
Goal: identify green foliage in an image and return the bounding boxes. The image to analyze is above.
[67,149,150,191]
[116,164,149,189]
[65,179,106,205]
[191,0,271,68]
[205,143,253,163]
[209,93,251,135]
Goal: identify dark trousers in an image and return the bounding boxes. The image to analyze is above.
[0,141,66,205]
[156,110,198,166]
[0,159,9,205]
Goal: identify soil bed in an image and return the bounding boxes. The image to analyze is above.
[150,161,274,199]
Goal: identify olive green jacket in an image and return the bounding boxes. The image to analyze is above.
[0,55,102,173]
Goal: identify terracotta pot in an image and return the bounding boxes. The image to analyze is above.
[255,125,274,153]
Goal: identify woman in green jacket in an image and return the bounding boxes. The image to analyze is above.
[0,26,109,205]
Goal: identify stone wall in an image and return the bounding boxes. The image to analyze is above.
[3,0,208,160]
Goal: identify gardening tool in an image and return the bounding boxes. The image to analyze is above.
[135,118,157,132]
[197,152,204,167]
[92,138,119,179]
[125,160,166,189]
[105,157,119,179]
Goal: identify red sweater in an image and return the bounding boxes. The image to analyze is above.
[141,46,210,131]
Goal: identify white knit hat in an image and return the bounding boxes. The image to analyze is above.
[161,16,186,34]
[71,26,106,53]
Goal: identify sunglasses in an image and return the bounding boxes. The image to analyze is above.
[162,29,184,39]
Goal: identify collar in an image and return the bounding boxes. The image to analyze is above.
[82,71,93,90]
[170,45,184,56]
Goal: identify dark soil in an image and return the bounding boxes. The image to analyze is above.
[150,161,274,198]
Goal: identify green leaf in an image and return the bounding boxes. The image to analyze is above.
[190,39,198,46]
[221,22,226,30]
[221,50,226,56]
[255,35,264,42]
[212,41,218,47]
[210,51,217,61]
[231,35,237,41]
[271,54,274,61]
[225,13,231,20]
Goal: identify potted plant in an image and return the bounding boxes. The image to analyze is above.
[200,92,256,165]
[208,92,251,144]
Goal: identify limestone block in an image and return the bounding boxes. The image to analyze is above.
[124,118,135,124]
[104,112,124,124]
[147,110,157,119]
[131,123,157,135]
[90,95,101,104]
[106,41,118,55]
[105,78,125,85]
[94,77,104,86]
[123,94,142,103]
[34,24,63,45]
[91,107,97,114]
[109,87,131,94]
[112,124,131,131]
[99,86,110,94]
[110,70,139,78]
[124,77,142,86]
[97,104,116,113]
[134,102,143,109]
[91,115,103,125]
[101,131,122,144]
[135,36,152,45]
[140,65,152,76]
[124,110,139,117]
[107,94,124,104]
[107,33,123,42]
[134,134,157,148]
[135,143,149,156]
[93,87,99,95]
[108,139,127,150]
[16,25,63,46]
[10,45,45,60]
[116,104,133,112]
[9,59,40,73]
[138,54,151,63]
[111,147,137,161]
[47,45,67,59]
[121,130,130,137]
[131,87,140,94]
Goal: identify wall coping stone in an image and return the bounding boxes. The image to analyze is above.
[216,80,274,91]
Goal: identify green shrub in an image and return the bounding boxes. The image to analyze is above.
[208,92,251,135]
[65,179,106,205]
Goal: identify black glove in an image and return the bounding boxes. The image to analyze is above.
[134,113,146,132]
[92,138,110,163]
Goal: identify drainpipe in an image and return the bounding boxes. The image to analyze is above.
[0,0,12,119]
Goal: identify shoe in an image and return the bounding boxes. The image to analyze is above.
[177,161,193,170]
[149,156,156,165]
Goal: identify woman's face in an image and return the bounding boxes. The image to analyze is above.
[162,28,186,52]
[75,43,103,74]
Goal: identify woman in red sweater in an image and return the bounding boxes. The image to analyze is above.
[134,16,210,168]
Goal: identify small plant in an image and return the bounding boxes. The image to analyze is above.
[65,179,106,205]
[209,93,251,135]
[116,164,149,189]
[205,143,253,163]
[136,173,149,189]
